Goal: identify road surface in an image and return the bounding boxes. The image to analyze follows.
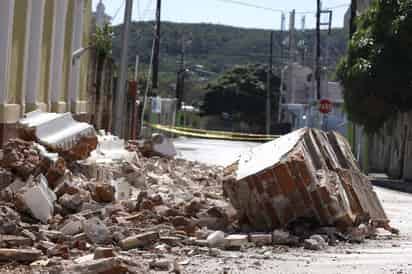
[174,137,412,274]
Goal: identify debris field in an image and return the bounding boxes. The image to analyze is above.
[0,111,398,273]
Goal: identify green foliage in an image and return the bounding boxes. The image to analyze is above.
[112,22,347,74]
[337,0,412,132]
[202,64,280,129]
[92,23,114,58]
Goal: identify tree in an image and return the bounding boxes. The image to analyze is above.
[91,23,114,128]
[202,64,280,130]
[336,0,412,132]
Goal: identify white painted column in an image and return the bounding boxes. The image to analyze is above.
[69,0,85,112]
[25,0,45,111]
[0,0,15,104]
[48,0,69,110]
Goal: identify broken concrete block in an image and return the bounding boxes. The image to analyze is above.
[119,231,160,250]
[151,134,177,157]
[82,218,111,245]
[94,247,115,259]
[0,235,33,247]
[272,229,298,246]
[15,175,56,223]
[223,128,389,231]
[249,234,272,246]
[64,257,130,274]
[304,235,327,250]
[0,248,42,263]
[150,259,172,271]
[0,168,14,190]
[18,110,97,161]
[58,193,84,212]
[224,234,248,249]
[0,206,21,234]
[60,217,84,236]
[207,231,225,247]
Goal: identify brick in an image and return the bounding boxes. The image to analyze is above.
[274,164,297,195]
[310,190,331,225]
[281,204,295,225]
[295,181,312,206]
[319,186,332,204]
[249,234,272,246]
[296,160,312,186]
[264,201,281,228]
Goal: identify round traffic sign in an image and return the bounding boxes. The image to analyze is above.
[319,99,332,114]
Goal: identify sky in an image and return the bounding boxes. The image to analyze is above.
[92,0,350,30]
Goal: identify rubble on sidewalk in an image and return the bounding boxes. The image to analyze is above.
[0,121,399,272]
[223,128,391,232]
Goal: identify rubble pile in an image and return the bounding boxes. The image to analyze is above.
[0,114,398,273]
[0,132,236,272]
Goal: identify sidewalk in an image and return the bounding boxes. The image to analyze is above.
[369,173,412,193]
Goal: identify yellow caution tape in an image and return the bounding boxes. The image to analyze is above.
[147,123,279,142]
[172,125,279,138]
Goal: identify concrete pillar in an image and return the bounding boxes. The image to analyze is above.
[25,0,46,112]
[69,0,85,113]
[49,0,69,112]
[0,0,15,104]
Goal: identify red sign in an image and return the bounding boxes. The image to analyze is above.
[319,99,332,114]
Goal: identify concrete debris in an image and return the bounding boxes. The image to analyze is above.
[207,231,225,247]
[82,218,111,245]
[272,229,299,246]
[0,248,42,263]
[223,128,391,232]
[0,125,398,273]
[120,231,160,250]
[15,175,56,223]
[224,234,248,249]
[304,235,328,250]
[130,133,177,158]
[18,110,97,160]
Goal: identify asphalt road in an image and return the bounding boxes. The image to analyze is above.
[174,137,258,167]
[174,137,412,274]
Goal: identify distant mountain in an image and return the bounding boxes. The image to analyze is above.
[112,21,348,75]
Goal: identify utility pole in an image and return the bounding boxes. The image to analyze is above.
[152,0,161,88]
[176,35,185,110]
[266,31,274,135]
[114,0,133,137]
[279,13,286,64]
[288,10,296,103]
[316,0,321,100]
[134,55,139,81]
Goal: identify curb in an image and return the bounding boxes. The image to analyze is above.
[371,179,412,194]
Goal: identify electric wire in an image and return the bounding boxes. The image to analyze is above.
[112,0,125,21]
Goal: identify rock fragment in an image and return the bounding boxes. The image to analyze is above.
[15,175,56,223]
[0,248,42,263]
[120,231,160,250]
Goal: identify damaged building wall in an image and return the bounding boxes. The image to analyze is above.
[0,0,93,146]
[224,128,389,232]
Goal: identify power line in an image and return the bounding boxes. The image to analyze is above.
[215,0,283,13]
[215,0,350,15]
[112,0,125,21]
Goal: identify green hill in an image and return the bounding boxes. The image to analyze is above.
[112,21,348,73]
[111,21,348,104]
